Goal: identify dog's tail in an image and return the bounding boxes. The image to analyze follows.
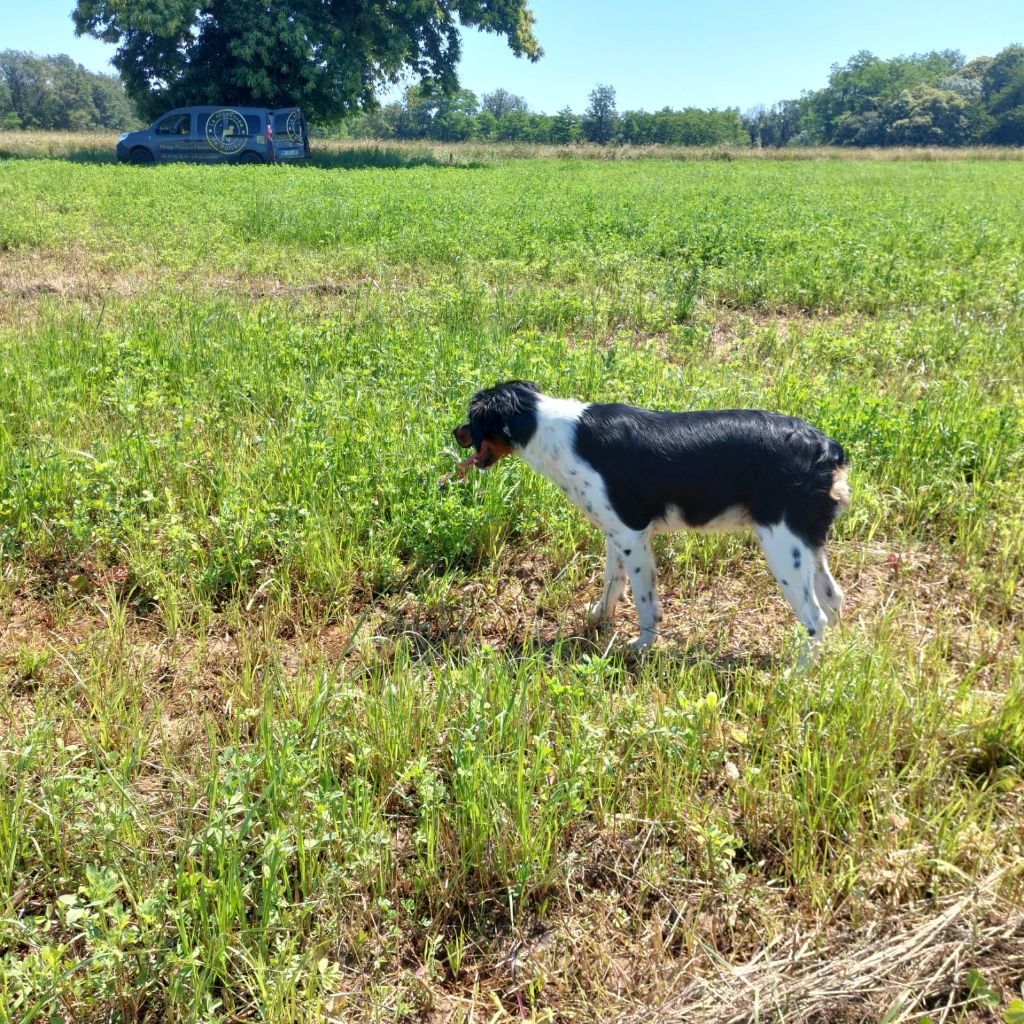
[825,436,851,512]
[829,463,851,511]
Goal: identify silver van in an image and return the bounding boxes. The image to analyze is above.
[116,106,309,164]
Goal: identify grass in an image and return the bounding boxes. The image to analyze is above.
[0,145,1022,1023]
[5,129,1024,166]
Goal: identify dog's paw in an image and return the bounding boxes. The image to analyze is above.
[587,601,609,626]
[629,633,655,653]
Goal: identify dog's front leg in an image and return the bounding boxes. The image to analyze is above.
[588,536,627,625]
[622,533,660,650]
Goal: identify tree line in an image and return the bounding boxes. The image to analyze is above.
[0,50,137,131]
[350,47,1024,147]
[746,47,1024,147]
[2,43,1023,147]
[338,85,748,146]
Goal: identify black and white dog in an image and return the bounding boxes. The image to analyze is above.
[453,380,850,652]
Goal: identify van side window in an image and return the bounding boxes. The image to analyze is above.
[244,115,262,136]
[156,114,191,136]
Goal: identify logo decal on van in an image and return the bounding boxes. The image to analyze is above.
[285,110,304,144]
[205,109,248,154]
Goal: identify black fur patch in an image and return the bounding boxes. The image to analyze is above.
[572,403,847,548]
[467,381,540,453]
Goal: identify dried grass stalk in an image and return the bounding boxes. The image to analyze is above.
[623,873,1024,1024]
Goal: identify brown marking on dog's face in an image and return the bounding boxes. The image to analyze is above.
[474,437,512,470]
[452,422,512,472]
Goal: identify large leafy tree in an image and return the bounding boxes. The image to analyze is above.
[582,84,617,143]
[883,85,989,146]
[72,0,541,122]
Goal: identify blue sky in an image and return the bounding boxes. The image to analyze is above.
[10,0,1024,113]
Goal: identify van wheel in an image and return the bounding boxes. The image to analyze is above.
[239,151,263,164]
[129,147,154,165]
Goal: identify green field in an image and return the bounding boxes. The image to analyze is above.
[1,152,1022,1022]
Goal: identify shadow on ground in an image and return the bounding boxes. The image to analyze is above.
[363,605,782,679]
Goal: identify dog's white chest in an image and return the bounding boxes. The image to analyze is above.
[519,397,619,531]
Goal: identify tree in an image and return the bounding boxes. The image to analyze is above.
[0,52,49,128]
[495,108,530,140]
[430,88,480,141]
[582,84,617,143]
[482,88,528,119]
[831,110,886,146]
[982,45,1024,143]
[615,106,747,146]
[388,85,480,140]
[475,108,498,139]
[548,106,581,143]
[0,50,138,130]
[883,86,988,145]
[46,54,100,130]
[811,49,965,141]
[743,98,816,147]
[0,75,15,129]
[90,70,137,128]
[73,0,541,123]
[347,102,403,139]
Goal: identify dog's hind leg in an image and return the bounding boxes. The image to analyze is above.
[588,538,628,624]
[813,547,844,626]
[755,522,828,651]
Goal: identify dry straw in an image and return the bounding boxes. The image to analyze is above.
[623,872,1024,1024]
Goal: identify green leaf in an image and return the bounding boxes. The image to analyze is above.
[1003,998,1024,1024]
[966,969,1000,1006]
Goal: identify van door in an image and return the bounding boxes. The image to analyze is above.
[270,108,309,161]
[242,112,272,161]
[153,112,194,161]
[197,109,250,162]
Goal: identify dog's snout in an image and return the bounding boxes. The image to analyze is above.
[453,423,473,448]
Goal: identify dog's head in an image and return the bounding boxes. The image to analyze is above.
[452,380,541,471]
